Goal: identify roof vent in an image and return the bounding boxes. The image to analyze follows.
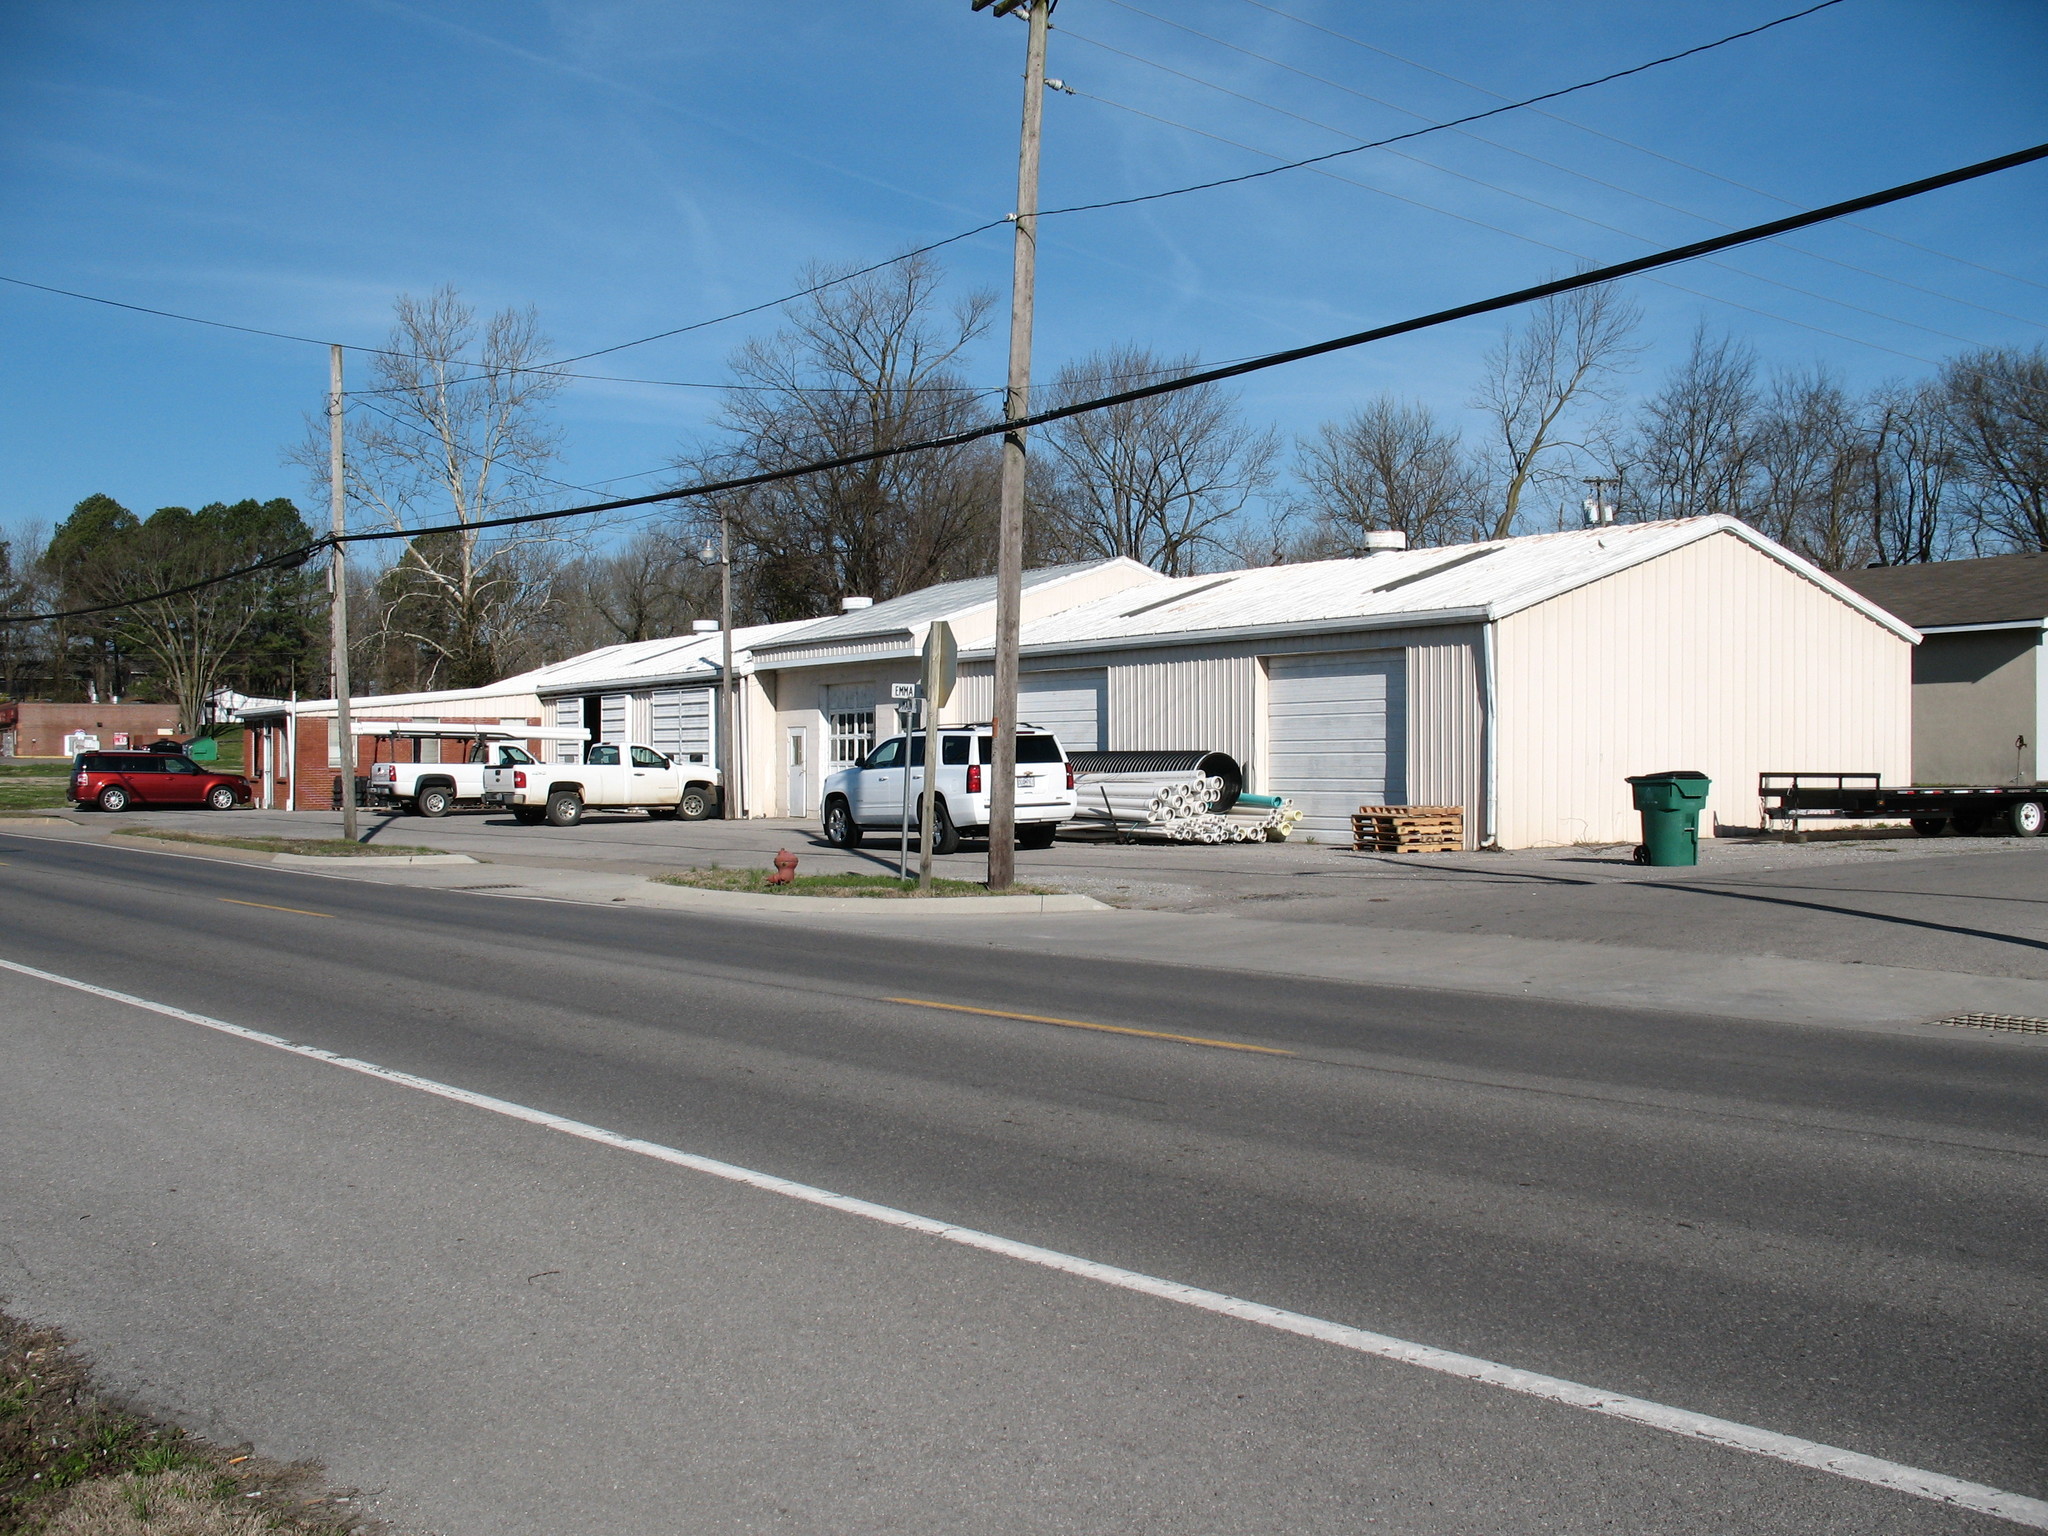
[840,596,874,612]
[691,619,719,633]
[1362,529,1408,554]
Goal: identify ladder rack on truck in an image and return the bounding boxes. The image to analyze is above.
[1758,773,2047,839]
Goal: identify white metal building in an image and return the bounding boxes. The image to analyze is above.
[985,516,1916,846]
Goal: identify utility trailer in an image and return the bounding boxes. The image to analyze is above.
[1759,773,2046,839]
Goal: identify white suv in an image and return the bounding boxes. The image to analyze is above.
[821,725,1076,853]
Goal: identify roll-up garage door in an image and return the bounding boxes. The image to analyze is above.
[1019,669,1106,753]
[552,697,581,764]
[1266,651,1404,839]
[650,687,715,766]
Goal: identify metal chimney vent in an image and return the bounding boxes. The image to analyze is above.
[1362,529,1409,554]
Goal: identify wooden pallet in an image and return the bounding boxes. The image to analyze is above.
[1352,805,1464,853]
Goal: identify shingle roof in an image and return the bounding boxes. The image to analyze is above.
[1835,552,2048,628]
[1003,516,1916,653]
[751,559,1139,653]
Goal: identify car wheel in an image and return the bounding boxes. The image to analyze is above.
[677,786,713,821]
[545,790,584,828]
[96,785,129,813]
[931,799,961,856]
[1910,817,1946,837]
[416,787,454,818]
[2010,799,2045,838]
[823,797,862,849]
[1016,822,1057,850]
[206,785,237,811]
[512,807,546,825]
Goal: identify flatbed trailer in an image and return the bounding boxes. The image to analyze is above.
[1759,773,2046,838]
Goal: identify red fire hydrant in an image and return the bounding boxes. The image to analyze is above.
[769,849,799,886]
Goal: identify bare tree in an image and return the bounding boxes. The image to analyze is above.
[1939,345,2048,551]
[554,529,718,651]
[1037,345,1277,575]
[1867,381,1960,565]
[1472,281,1641,538]
[1628,326,1759,522]
[679,254,1000,621]
[1296,397,1483,551]
[293,286,569,690]
[1749,367,1875,570]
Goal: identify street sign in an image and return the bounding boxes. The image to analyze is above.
[890,682,918,700]
[923,621,958,708]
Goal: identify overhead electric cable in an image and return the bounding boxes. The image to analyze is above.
[1067,85,1940,363]
[1228,0,2048,296]
[1033,0,1846,218]
[1068,6,2045,332]
[12,136,2034,629]
[1063,58,1992,352]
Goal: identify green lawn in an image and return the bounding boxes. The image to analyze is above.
[0,778,68,809]
[111,829,447,857]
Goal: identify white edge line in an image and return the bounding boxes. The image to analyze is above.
[3,952,2043,1530]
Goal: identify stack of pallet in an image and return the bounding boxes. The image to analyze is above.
[1351,805,1464,853]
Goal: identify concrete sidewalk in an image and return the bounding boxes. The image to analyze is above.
[10,812,2047,1038]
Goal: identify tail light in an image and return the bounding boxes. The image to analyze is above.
[966,764,982,794]
[1065,761,1075,790]
[513,771,528,789]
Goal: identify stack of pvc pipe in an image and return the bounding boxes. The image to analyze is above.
[1071,770,1226,828]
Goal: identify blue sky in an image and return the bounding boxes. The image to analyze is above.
[3,0,2045,546]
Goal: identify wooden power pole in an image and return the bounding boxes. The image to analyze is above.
[976,0,1051,890]
[328,344,358,843]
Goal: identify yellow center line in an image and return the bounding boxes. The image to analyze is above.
[219,897,333,919]
[884,996,1293,1055]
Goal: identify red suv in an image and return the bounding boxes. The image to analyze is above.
[69,751,253,813]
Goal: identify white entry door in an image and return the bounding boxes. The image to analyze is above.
[1019,669,1107,752]
[785,727,809,819]
[1266,651,1405,840]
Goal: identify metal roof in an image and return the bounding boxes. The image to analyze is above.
[1002,517,1919,654]
[1836,551,2048,629]
[520,619,817,694]
[751,559,1145,655]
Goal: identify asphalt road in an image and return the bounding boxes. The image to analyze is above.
[1,829,2043,1534]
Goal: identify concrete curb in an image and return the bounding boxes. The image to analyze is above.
[638,884,1104,916]
[273,851,478,867]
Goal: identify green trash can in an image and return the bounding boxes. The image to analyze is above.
[1626,770,1711,866]
[185,735,218,762]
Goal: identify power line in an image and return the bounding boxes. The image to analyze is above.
[1072,3,2045,334]
[1059,47,1994,354]
[13,137,2037,626]
[1033,0,1846,218]
[1067,84,1941,364]
[1227,0,2048,297]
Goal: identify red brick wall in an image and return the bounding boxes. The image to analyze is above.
[9,702,184,758]
[246,716,546,810]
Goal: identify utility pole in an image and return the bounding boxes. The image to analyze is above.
[719,507,736,818]
[328,344,358,842]
[975,0,1051,890]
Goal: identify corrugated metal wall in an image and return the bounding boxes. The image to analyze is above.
[1405,626,1485,838]
[1108,649,1259,763]
[1493,530,1913,847]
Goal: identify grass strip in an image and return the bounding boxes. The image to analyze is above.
[111,830,447,857]
[0,785,67,810]
[656,867,1054,898]
[0,1310,374,1534]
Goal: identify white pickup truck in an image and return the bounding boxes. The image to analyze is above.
[481,742,720,826]
[369,741,542,818]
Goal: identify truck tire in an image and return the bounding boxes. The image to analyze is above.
[677,785,714,821]
[512,807,545,825]
[823,796,862,849]
[416,786,453,818]
[545,790,584,828]
[1017,822,1057,850]
[2010,799,2045,838]
[1910,817,1947,837]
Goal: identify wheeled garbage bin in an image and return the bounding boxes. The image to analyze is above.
[1626,771,1711,866]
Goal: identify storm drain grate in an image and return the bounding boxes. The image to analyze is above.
[1932,1012,2048,1035]
[452,883,523,891]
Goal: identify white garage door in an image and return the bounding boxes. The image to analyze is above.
[650,687,715,766]
[1266,651,1405,840]
[1019,669,1106,752]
